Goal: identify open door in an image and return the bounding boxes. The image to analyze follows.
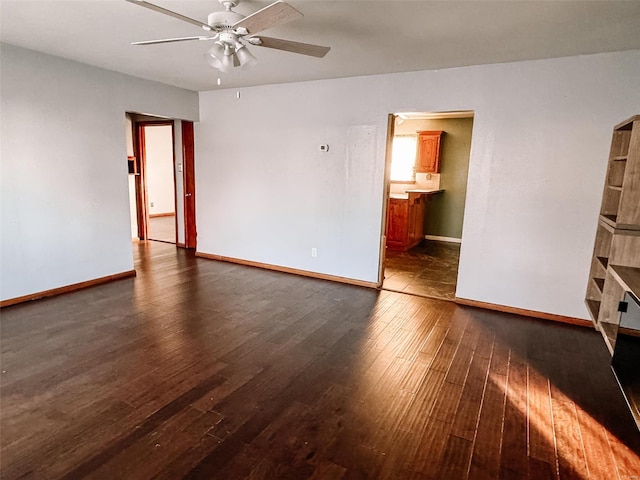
[134,122,149,241]
[182,121,197,249]
[377,113,396,286]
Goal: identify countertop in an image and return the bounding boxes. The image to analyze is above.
[389,189,443,200]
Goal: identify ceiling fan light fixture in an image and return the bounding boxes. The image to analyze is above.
[221,49,235,72]
[208,41,225,59]
[235,43,257,69]
[205,52,222,69]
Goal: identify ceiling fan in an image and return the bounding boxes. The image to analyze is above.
[126,0,330,73]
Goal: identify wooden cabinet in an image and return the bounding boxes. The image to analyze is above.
[386,198,409,250]
[386,193,428,251]
[586,115,640,350]
[416,131,443,173]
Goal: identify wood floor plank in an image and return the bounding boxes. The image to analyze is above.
[549,384,589,479]
[499,352,528,479]
[527,366,558,479]
[450,339,493,443]
[433,434,474,480]
[1,242,639,480]
[468,342,510,480]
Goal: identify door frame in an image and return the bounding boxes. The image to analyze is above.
[377,113,396,287]
[378,110,475,293]
[182,121,197,249]
[134,120,176,242]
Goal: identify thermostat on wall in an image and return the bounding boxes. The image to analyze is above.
[320,144,329,152]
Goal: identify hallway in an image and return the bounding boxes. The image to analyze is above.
[148,214,176,244]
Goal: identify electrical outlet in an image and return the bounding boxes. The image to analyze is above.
[150,202,154,207]
[311,248,318,258]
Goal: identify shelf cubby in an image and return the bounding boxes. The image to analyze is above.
[597,256,609,269]
[593,277,605,293]
[607,160,627,187]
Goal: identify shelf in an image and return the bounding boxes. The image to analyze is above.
[601,322,618,355]
[586,299,601,322]
[599,214,640,232]
[601,214,618,228]
[592,277,605,293]
[587,115,640,430]
[597,256,609,269]
[614,114,640,131]
[609,266,640,300]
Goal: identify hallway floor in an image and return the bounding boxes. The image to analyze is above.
[383,240,461,300]
[148,214,176,244]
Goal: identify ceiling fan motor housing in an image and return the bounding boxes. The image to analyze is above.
[207,10,244,30]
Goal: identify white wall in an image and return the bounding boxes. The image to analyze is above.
[145,125,175,216]
[0,44,198,302]
[196,50,640,320]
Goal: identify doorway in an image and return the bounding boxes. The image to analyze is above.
[143,123,176,243]
[125,113,197,249]
[380,111,474,300]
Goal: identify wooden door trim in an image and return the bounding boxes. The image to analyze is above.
[134,123,148,240]
[377,114,396,287]
[182,121,197,249]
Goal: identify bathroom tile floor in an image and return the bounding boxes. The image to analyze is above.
[382,239,461,300]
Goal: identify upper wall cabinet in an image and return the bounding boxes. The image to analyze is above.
[416,131,444,173]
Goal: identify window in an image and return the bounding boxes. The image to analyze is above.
[390,135,417,182]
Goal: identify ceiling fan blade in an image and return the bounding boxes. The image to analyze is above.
[233,1,302,35]
[125,0,211,31]
[132,36,212,46]
[254,36,330,58]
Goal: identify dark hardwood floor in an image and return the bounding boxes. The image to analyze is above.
[1,241,639,479]
[383,240,460,300]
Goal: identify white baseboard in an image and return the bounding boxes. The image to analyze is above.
[424,235,462,244]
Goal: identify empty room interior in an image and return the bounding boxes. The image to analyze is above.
[2,1,640,478]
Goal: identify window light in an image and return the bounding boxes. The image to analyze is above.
[390,135,417,182]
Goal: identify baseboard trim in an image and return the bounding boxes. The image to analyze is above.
[149,212,175,218]
[1,270,137,308]
[176,242,186,248]
[424,235,462,244]
[196,252,378,289]
[455,297,592,328]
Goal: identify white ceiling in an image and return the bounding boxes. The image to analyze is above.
[2,0,640,92]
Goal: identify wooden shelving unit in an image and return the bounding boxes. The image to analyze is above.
[586,115,640,352]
